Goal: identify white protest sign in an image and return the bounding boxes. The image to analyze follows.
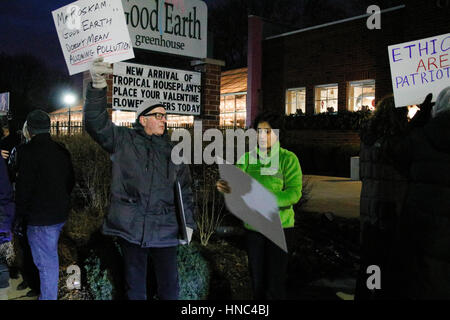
[217,157,288,253]
[388,33,450,107]
[52,0,135,75]
[0,92,9,114]
[113,61,201,115]
[122,0,207,59]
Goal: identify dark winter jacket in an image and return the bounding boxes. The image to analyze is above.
[384,111,450,299]
[1,132,21,180]
[15,133,75,226]
[0,157,14,242]
[83,85,195,248]
[356,138,408,300]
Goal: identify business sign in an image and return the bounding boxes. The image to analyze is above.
[388,33,450,107]
[113,61,201,115]
[122,0,207,59]
[52,0,135,75]
[0,92,9,114]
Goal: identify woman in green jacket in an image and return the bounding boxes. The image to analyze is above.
[217,112,303,299]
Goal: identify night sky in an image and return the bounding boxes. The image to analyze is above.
[0,0,77,73]
[0,0,216,73]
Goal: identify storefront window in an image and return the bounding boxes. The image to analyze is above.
[285,88,306,115]
[112,110,135,126]
[315,84,338,113]
[348,80,375,111]
[166,115,194,127]
[220,93,247,127]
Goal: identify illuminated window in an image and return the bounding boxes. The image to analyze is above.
[166,115,194,127]
[285,88,306,115]
[220,93,247,127]
[348,80,375,111]
[315,84,338,114]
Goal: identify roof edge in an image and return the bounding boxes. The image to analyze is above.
[264,5,406,41]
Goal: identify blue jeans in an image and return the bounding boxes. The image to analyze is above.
[27,222,65,300]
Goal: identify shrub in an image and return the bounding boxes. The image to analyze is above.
[55,134,111,213]
[285,110,371,131]
[177,243,210,300]
[84,251,114,300]
[192,164,226,246]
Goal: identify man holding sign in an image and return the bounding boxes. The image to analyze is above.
[83,58,195,300]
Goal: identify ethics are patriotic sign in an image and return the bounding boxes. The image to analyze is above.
[388,33,450,107]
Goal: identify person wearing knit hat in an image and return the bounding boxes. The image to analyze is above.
[133,102,168,136]
[83,57,195,300]
[14,109,75,300]
[25,110,50,136]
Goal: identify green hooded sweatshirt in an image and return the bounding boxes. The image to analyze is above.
[236,141,303,229]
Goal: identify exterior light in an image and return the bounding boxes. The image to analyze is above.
[63,93,76,106]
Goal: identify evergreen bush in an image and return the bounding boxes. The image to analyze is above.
[177,243,210,300]
[84,251,114,300]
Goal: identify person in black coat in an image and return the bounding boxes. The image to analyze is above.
[0,154,15,294]
[384,87,450,299]
[15,110,75,300]
[355,95,408,300]
[84,58,195,300]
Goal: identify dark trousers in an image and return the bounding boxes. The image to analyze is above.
[245,228,293,300]
[18,233,40,292]
[119,239,179,300]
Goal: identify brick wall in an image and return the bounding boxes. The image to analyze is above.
[193,61,222,129]
[261,0,450,116]
[285,130,360,146]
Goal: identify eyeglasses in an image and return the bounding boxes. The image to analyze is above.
[144,112,167,120]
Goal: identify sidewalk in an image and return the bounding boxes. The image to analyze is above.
[5,274,37,300]
[302,175,361,219]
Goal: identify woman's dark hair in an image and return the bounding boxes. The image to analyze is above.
[252,111,285,135]
[360,95,408,145]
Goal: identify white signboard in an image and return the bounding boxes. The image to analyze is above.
[0,92,9,114]
[113,61,201,115]
[52,0,135,75]
[388,33,450,107]
[122,0,207,59]
[217,158,288,253]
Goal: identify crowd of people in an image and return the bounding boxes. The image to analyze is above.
[0,56,449,300]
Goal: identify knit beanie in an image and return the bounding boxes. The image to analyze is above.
[26,110,50,135]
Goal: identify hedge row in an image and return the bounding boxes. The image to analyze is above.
[284,111,371,131]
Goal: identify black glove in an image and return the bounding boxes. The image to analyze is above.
[409,93,434,128]
[12,216,25,237]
